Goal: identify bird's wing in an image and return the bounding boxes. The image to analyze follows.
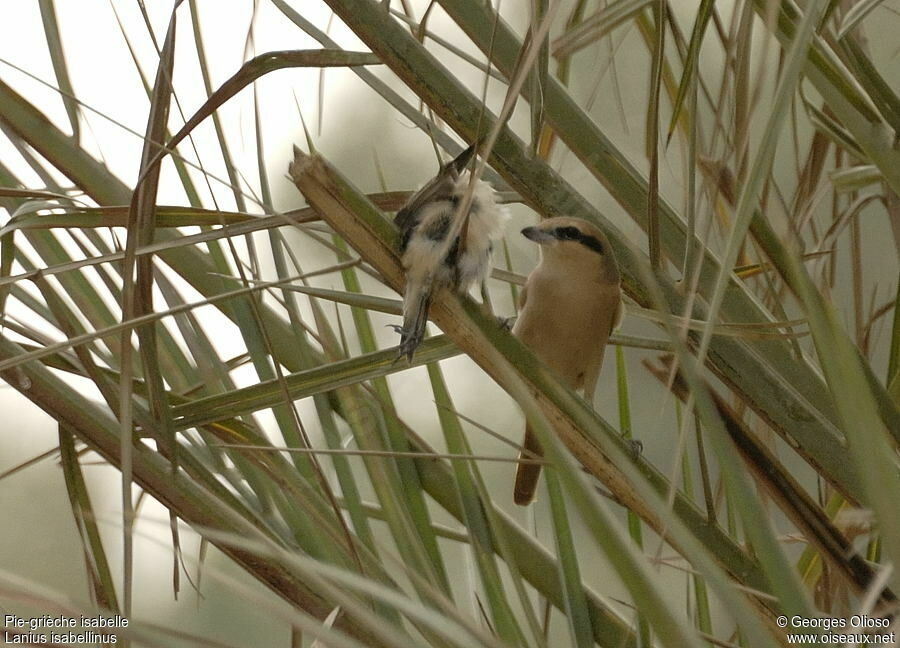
[517,284,529,311]
[394,172,457,252]
[582,360,601,409]
[582,293,621,406]
[609,299,623,334]
[394,206,421,252]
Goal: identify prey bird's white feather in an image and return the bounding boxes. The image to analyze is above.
[393,145,507,361]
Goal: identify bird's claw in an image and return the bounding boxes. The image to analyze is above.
[389,324,421,363]
[497,316,516,331]
[627,439,643,458]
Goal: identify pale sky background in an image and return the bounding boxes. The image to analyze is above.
[3,1,900,644]
[0,3,405,644]
[0,3,569,643]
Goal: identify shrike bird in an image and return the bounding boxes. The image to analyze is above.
[512,217,621,505]
[393,144,506,361]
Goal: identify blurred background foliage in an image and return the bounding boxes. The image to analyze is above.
[0,0,899,646]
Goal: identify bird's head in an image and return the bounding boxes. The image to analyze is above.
[521,217,619,283]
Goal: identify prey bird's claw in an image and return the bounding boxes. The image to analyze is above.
[389,324,421,364]
[627,439,643,458]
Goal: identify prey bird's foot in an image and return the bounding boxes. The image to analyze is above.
[387,324,415,363]
[627,439,643,458]
[390,325,423,364]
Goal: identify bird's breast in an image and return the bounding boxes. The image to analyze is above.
[513,275,619,387]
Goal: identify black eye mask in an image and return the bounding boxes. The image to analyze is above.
[554,226,604,254]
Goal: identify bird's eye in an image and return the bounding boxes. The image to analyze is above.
[556,226,580,240]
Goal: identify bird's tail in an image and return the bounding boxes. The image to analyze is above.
[513,425,543,505]
[398,281,432,362]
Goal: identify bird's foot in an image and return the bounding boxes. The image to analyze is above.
[388,326,422,364]
[497,315,516,331]
[627,438,643,458]
[386,324,414,363]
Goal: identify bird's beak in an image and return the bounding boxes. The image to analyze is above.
[521,226,555,243]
